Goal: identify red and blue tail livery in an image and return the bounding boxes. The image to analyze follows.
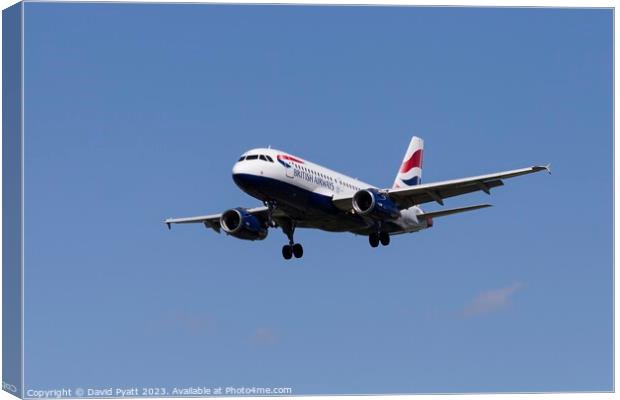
[166,135,550,260]
[393,136,424,188]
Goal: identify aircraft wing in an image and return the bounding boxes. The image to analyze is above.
[416,204,492,219]
[164,206,272,233]
[332,164,550,211]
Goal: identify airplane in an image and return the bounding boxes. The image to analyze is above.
[165,136,550,260]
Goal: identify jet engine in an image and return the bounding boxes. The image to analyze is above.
[352,189,401,220]
[220,208,268,240]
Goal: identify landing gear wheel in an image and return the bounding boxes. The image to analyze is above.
[292,243,304,258]
[281,219,303,260]
[282,245,293,260]
[379,232,390,246]
[369,232,380,248]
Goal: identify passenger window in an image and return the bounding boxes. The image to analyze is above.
[246,155,258,160]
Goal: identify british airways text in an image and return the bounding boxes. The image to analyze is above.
[293,168,335,190]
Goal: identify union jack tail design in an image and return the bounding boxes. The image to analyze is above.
[393,136,424,188]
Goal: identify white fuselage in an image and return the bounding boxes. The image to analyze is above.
[231,148,426,234]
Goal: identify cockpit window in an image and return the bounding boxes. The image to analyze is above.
[239,154,274,162]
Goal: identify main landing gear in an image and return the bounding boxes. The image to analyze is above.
[369,231,390,248]
[281,219,303,260]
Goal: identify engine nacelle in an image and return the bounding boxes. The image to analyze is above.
[220,208,268,241]
[352,189,401,220]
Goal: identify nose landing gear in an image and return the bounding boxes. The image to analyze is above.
[379,231,390,246]
[369,232,380,247]
[282,244,293,260]
[281,219,304,260]
[264,200,278,227]
[369,231,390,248]
[282,243,303,259]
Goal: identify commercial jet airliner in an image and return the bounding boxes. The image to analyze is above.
[165,137,550,260]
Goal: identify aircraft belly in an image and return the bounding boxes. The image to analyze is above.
[233,173,371,233]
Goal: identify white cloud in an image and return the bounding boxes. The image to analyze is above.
[462,282,523,317]
[252,327,278,345]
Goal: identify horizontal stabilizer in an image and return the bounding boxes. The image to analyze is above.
[418,204,492,219]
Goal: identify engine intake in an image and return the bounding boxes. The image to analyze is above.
[220,208,268,241]
[352,189,401,220]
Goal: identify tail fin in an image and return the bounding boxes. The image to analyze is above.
[393,136,424,188]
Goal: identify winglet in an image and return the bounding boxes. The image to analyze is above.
[532,164,552,175]
[165,220,172,230]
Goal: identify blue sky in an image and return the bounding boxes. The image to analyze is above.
[22,3,612,394]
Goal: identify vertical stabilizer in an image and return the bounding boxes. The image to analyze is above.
[393,136,424,188]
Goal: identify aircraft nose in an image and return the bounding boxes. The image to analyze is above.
[232,172,251,189]
[232,160,253,183]
[232,161,254,191]
[232,161,243,175]
[233,157,258,174]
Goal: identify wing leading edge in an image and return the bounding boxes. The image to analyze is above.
[164,206,273,233]
[333,164,550,211]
